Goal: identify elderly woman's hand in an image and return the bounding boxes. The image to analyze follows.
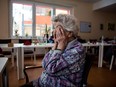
[54,25,68,51]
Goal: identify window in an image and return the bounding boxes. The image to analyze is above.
[35,6,53,37]
[56,8,70,16]
[10,0,72,38]
[12,3,32,37]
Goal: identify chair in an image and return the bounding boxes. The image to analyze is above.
[78,39,86,43]
[24,65,42,83]
[89,39,98,55]
[77,36,86,43]
[0,47,4,57]
[19,39,36,64]
[0,39,15,66]
[81,53,93,86]
[109,46,116,70]
[23,53,93,87]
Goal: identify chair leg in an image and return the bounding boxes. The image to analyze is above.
[110,55,114,70]
[114,58,116,65]
[34,53,36,64]
[30,55,33,61]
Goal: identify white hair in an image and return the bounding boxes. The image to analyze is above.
[52,14,79,37]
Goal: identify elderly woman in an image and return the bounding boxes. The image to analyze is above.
[22,14,85,87]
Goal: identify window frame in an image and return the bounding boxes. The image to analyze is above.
[9,0,73,38]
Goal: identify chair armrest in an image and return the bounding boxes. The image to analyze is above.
[23,65,42,83]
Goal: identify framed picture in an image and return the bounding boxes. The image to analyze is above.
[100,24,104,30]
[80,21,91,33]
[108,23,115,31]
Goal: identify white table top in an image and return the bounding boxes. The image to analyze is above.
[82,43,100,46]
[0,57,8,73]
[0,43,23,48]
[22,43,54,48]
[0,43,115,49]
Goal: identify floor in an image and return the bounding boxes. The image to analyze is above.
[7,57,116,87]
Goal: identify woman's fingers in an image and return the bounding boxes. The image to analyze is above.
[60,27,65,36]
[53,29,56,40]
[54,22,67,43]
[56,25,65,36]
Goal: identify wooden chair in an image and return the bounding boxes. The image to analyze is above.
[0,39,15,66]
[19,39,36,64]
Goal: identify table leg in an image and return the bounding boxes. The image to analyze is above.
[98,44,104,67]
[17,47,24,80]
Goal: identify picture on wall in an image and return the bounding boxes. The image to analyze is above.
[100,24,104,30]
[108,23,115,31]
[80,21,91,33]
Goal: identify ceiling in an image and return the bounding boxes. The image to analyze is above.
[81,0,116,13]
[97,3,116,13]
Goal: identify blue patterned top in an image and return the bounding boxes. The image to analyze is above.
[33,39,85,87]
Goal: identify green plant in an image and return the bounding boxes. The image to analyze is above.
[45,24,50,34]
[25,33,28,37]
[15,29,19,37]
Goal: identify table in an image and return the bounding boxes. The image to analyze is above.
[83,43,115,67]
[98,43,115,67]
[0,57,8,87]
[0,44,22,67]
[18,43,103,79]
[0,43,114,80]
[82,43,101,67]
[0,44,23,80]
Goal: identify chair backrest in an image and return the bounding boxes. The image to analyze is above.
[78,39,86,43]
[0,47,3,53]
[81,53,93,86]
[0,47,4,57]
[0,39,11,44]
[19,39,32,45]
[89,39,97,43]
[112,46,116,56]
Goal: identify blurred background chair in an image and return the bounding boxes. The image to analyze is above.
[0,39,15,66]
[77,36,86,43]
[89,39,98,55]
[0,47,4,57]
[19,39,36,64]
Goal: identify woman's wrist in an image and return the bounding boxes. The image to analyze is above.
[57,41,67,51]
[52,41,58,50]
[57,45,65,51]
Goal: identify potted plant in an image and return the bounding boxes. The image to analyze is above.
[15,29,19,37]
[44,24,50,43]
[25,33,28,37]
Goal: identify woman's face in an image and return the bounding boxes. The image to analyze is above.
[53,22,73,39]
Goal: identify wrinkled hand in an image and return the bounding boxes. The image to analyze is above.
[53,24,68,51]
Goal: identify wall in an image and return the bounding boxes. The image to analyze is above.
[74,1,116,40]
[0,0,9,38]
[0,0,116,40]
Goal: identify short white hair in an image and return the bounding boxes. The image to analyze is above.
[52,14,79,37]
